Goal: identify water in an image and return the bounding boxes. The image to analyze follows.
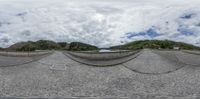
[99,49,128,52]
[99,49,113,52]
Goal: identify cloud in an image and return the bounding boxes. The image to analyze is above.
[0,0,200,48]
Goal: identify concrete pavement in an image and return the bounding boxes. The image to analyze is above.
[63,51,140,66]
[0,50,200,98]
[123,49,185,74]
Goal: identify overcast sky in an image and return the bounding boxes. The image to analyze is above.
[0,0,200,48]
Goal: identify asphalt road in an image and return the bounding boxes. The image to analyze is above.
[0,50,200,99]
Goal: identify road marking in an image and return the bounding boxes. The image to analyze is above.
[49,64,67,70]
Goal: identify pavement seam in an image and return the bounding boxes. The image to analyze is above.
[153,50,200,66]
[122,50,186,75]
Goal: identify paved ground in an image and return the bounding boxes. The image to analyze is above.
[0,54,48,67]
[123,50,185,74]
[0,50,200,98]
[63,51,140,66]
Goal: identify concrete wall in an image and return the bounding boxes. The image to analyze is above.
[0,51,53,57]
[67,50,139,60]
[182,50,200,55]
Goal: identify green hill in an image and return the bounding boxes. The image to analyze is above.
[57,42,69,50]
[68,42,98,51]
[7,41,34,51]
[0,47,4,51]
[110,40,200,50]
[7,40,98,51]
[7,40,61,51]
[18,40,62,51]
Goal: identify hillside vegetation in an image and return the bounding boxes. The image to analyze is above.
[7,40,98,51]
[111,40,200,50]
[5,39,200,51]
[7,41,33,51]
[68,42,98,51]
[0,47,4,51]
[8,40,62,51]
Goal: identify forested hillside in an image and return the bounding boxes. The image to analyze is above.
[111,40,200,50]
[68,42,98,51]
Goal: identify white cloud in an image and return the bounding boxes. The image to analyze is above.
[0,0,200,48]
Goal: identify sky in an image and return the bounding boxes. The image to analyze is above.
[0,0,200,48]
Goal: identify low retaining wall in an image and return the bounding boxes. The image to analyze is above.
[0,51,53,57]
[181,50,200,55]
[67,50,139,60]
[63,50,141,66]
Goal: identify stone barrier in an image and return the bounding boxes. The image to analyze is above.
[67,50,139,60]
[0,51,53,57]
[181,50,200,55]
[64,50,141,66]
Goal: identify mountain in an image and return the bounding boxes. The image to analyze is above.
[7,40,61,51]
[57,42,70,50]
[7,40,98,51]
[7,41,34,51]
[0,47,4,51]
[68,42,98,51]
[34,40,61,50]
[110,40,200,50]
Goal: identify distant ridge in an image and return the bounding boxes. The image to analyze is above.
[6,40,98,51]
[0,47,4,51]
[68,42,98,51]
[7,40,61,51]
[7,41,34,51]
[4,39,200,51]
[110,40,200,50]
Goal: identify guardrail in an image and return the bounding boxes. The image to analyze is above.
[0,51,53,57]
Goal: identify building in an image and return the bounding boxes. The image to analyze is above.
[173,46,180,50]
